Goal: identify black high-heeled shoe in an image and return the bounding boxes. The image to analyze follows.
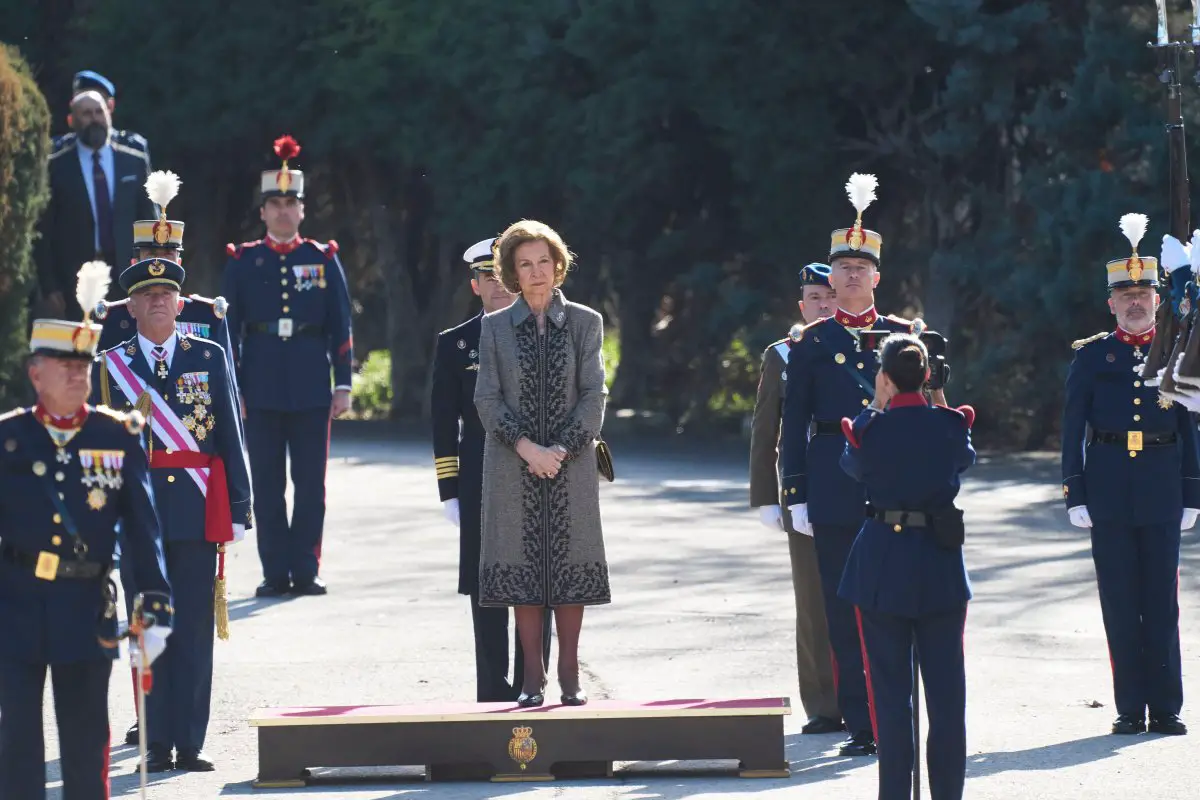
[517,678,547,708]
[560,689,588,706]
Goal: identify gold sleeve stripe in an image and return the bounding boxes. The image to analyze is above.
[436,468,459,478]
[434,457,459,465]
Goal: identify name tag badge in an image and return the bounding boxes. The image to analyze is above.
[35,551,60,581]
[278,318,294,338]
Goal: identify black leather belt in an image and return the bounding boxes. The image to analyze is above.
[1091,431,1176,447]
[810,420,843,436]
[869,509,929,527]
[247,322,325,337]
[0,543,107,579]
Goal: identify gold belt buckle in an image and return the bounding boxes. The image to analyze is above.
[278,318,294,339]
[1128,431,1144,452]
[35,551,60,581]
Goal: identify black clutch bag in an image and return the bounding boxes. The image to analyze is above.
[596,437,614,482]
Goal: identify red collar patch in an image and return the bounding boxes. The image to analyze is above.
[265,235,303,255]
[836,306,879,328]
[35,404,88,431]
[1114,326,1154,346]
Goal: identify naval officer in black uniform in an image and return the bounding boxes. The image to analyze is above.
[431,238,550,701]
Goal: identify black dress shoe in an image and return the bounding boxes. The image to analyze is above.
[255,580,291,598]
[837,730,877,756]
[291,577,327,596]
[516,690,545,708]
[560,690,588,706]
[802,715,846,735]
[175,751,216,771]
[124,721,139,746]
[144,749,173,773]
[1149,714,1188,735]
[1112,714,1146,735]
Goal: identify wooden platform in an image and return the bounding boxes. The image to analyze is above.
[249,697,791,787]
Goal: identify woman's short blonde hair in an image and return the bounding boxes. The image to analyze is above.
[494,219,573,294]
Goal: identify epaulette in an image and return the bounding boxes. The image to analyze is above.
[187,293,229,319]
[95,405,145,435]
[935,403,976,429]
[225,239,262,259]
[111,141,149,163]
[115,130,148,150]
[791,318,825,343]
[883,314,927,335]
[0,406,29,423]
[50,132,75,154]
[1071,331,1109,350]
[49,138,77,160]
[304,238,339,260]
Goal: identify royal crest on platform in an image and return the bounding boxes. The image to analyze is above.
[507,726,538,771]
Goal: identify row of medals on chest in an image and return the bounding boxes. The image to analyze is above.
[33,426,123,512]
[167,367,215,440]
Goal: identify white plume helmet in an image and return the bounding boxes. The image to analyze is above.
[76,261,111,322]
[845,173,878,215]
[1119,213,1149,255]
[145,170,181,215]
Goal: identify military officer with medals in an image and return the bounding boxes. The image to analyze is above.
[749,262,841,734]
[780,173,928,757]
[1061,214,1197,736]
[94,170,238,390]
[92,239,251,771]
[1,261,171,800]
[220,135,354,598]
[432,239,552,702]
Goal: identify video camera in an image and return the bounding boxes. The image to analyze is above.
[920,330,951,391]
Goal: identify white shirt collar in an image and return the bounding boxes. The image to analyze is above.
[138,330,178,371]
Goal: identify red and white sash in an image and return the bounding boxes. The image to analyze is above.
[105,351,208,495]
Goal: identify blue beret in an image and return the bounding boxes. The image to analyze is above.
[120,257,185,294]
[73,70,116,99]
[800,263,832,287]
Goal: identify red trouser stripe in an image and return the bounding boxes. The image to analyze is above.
[855,606,879,740]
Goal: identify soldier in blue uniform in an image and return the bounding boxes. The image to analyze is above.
[432,239,551,702]
[780,174,931,756]
[92,245,252,772]
[220,135,354,598]
[1061,214,1197,736]
[0,263,171,800]
[51,70,151,162]
[838,333,975,800]
[93,170,238,390]
[749,263,841,734]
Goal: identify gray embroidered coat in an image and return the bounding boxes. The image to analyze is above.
[474,290,611,607]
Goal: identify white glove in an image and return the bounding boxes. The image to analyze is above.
[788,504,814,537]
[231,523,246,544]
[442,498,461,527]
[137,626,171,667]
[758,505,784,531]
[1182,508,1199,530]
[1067,505,1093,528]
[1162,233,1192,272]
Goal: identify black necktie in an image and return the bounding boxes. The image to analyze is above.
[92,150,115,261]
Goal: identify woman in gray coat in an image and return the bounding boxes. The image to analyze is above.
[474,219,610,707]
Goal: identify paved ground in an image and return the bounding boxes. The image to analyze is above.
[39,429,1200,798]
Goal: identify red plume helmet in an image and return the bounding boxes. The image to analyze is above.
[273,135,301,161]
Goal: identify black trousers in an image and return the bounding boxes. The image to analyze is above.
[0,657,113,800]
[470,594,551,702]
